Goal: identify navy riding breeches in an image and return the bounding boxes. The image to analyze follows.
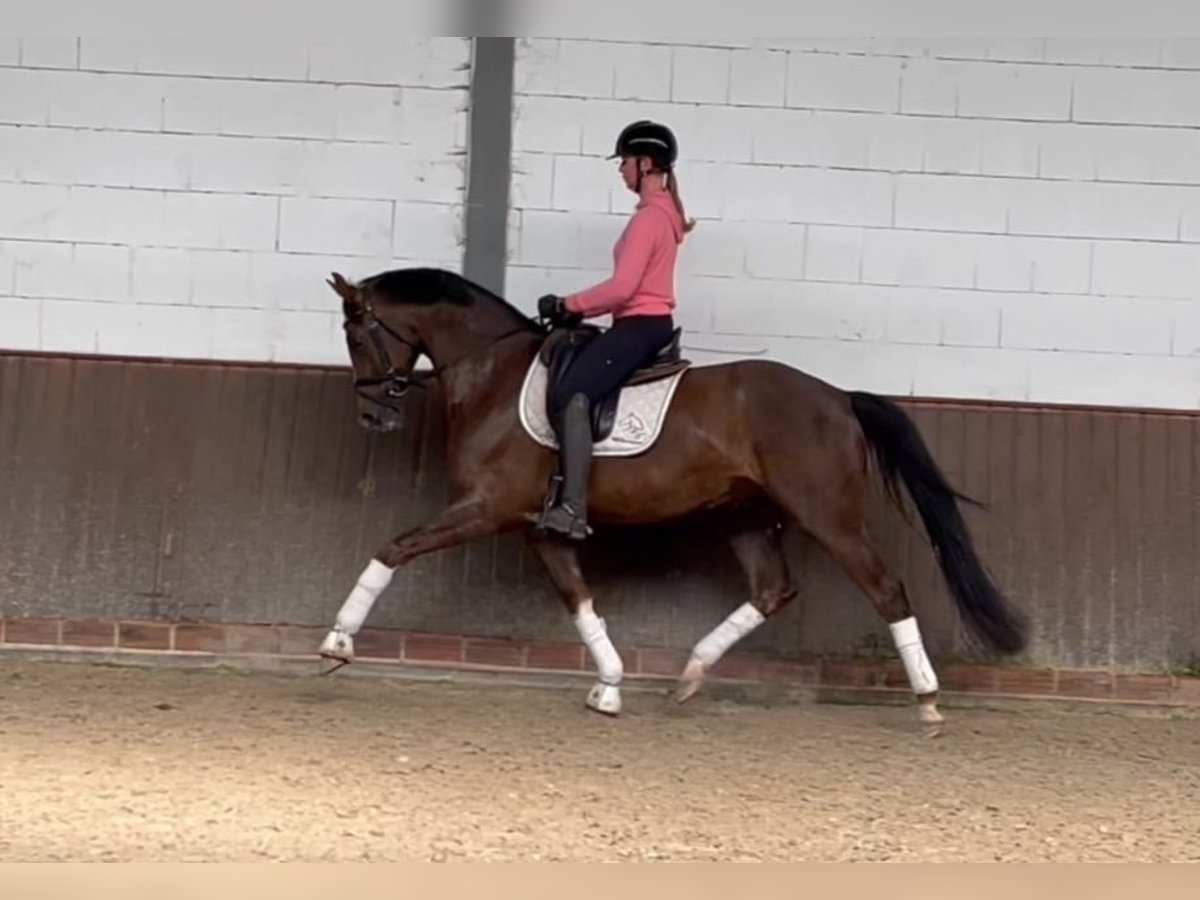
[547,315,675,420]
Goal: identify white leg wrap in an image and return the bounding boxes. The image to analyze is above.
[575,608,623,686]
[890,616,939,695]
[334,559,395,635]
[692,602,766,668]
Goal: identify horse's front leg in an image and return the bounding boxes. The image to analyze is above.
[318,496,496,672]
[527,534,625,716]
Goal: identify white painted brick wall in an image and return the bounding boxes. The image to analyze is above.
[8,38,1200,410]
[671,47,730,105]
[508,38,1200,411]
[803,226,862,284]
[551,156,614,213]
[742,223,808,280]
[0,38,19,66]
[611,44,673,102]
[556,40,618,98]
[0,37,470,364]
[47,72,168,131]
[1091,242,1200,301]
[0,296,40,350]
[1074,67,1200,128]
[20,38,78,69]
[14,242,132,302]
[0,241,14,294]
[787,53,901,113]
[82,38,311,81]
[894,174,1009,232]
[132,248,192,306]
[278,198,393,257]
[674,222,748,279]
[899,59,962,116]
[729,47,787,107]
[957,63,1074,121]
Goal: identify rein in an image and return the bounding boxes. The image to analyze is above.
[352,293,538,412]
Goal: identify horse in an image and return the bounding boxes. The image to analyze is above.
[316,266,1028,726]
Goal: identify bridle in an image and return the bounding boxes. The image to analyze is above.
[350,291,539,413]
[349,291,429,412]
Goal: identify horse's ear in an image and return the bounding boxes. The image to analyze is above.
[327,272,359,306]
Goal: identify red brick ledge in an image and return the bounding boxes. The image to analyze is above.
[2,616,1198,708]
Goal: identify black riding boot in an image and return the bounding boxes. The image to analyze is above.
[539,392,593,540]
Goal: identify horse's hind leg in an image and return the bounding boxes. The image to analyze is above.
[763,451,944,726]
[813,526,943,726]
[675,523,796,703]
[527,533,624,716]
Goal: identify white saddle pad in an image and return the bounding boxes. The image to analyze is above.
[517,355,689,457]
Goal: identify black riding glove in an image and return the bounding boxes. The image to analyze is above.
[537,294,581,327]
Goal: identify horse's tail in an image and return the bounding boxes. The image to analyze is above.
[848,390,1028,656]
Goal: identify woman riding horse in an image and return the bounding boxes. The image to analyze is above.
[536,119,696,540]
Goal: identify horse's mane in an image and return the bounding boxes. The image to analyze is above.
[362,267,542,333]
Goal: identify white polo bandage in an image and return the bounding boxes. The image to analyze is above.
[890,616,939,695]
[335,559,395,634]
[692,602,766,668]
[575,609,624,686]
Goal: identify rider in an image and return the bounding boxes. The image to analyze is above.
[536,119,696,540]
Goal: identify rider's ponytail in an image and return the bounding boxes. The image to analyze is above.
[665,171,697,238]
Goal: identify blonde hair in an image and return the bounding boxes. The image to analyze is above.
[664,170,697,238]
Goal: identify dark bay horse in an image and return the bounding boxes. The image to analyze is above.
[317,267,1028,724]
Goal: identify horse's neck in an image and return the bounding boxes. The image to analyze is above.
[421,306,539,410]
[420,304,531,370]
[442,334,539,417]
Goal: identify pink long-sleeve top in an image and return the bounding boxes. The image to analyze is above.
[563,190,685,320]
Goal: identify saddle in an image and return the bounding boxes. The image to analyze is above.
[539,325,691,442]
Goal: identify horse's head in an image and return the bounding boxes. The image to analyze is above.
[328,271,424,433]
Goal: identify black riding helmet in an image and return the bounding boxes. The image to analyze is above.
[608,120,678,172]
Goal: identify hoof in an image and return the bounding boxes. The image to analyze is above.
[317,629,354,675]
[673,656,706,704]
[319,657,350,677]
[918,697,944,726]
[585,682,621,716]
